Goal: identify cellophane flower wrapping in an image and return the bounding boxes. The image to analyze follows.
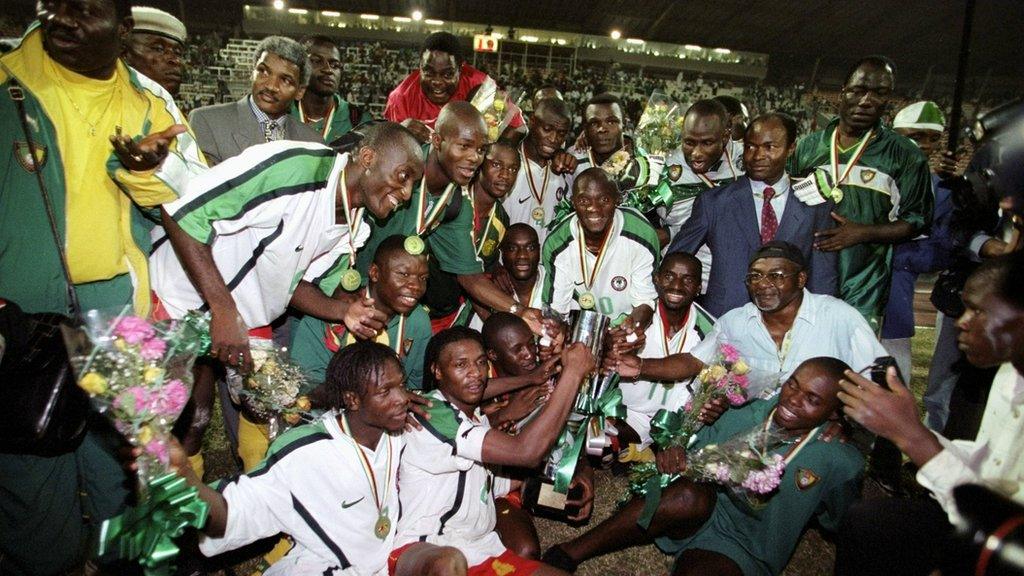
[227,339,312,441]
[63,307,210,488]
[684,425,789,510]
[469,78,519,143]
[634,91,684,157]
[624,344,778,502]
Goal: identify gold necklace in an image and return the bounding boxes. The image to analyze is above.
[52,72,121,137]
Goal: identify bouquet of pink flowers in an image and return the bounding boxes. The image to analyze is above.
[623,344,761,503]
[682,426,789,509]
[62,307,210,573]
[651,343,752,452]
[64,308,209,482]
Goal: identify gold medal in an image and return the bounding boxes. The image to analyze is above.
[340,414,394,544]
[374,512,391,540]
[340,269,362,292]
[830,186,845,203]
[578,292,596,310]
[404,235,425,255]
[531,206,545,224]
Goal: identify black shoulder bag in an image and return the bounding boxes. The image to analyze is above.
[0,79,90,455]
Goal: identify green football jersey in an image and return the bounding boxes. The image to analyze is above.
[790,119,932,330]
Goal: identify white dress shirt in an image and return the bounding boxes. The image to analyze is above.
[917,363,1024,526]
[750,174,791,234]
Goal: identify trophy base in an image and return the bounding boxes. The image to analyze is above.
[522,476,583,521]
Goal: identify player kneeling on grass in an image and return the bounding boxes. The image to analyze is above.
[543,357,864,576]
[145,342,467,576]
[393,327,595,575]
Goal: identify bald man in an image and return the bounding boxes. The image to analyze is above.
[356,101,545,333]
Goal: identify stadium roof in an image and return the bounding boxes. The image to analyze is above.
[290,0,1022,80]
[8,0,1023,82]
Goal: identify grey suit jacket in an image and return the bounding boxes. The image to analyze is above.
[188,97,324,166]
[667,176,839,317]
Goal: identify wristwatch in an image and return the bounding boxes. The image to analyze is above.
[509,303,522,315]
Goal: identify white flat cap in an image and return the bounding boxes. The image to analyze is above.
[131,6,187,44]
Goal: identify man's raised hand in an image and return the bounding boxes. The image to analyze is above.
[111,124,187,171]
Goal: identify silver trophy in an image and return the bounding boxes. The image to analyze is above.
[524,309,613,519]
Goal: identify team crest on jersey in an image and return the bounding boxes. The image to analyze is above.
[860,169,876,183]
[555,184,568,203]
[668,164,682,181]
[796,467,820,490]
[14,141,47,172]
[401,338,414,359]
[610,275,628,291]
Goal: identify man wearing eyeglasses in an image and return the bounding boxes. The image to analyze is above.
[669,113,838,318]
[613,241,885,400]
[123,6,186,97]
[789,56,932,332]
[291,35,371,144]
[384,31,523,143]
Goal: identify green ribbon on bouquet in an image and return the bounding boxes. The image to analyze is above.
[625,406,700,529]
[96,473,210,576]
[552,386,627,493]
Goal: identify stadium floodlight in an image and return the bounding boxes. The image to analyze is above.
[610,30,621,40]
[272,0,284,10]
[555,38,566,45]
[360,13,380,20]
[393,16,412,22]
[714,47,731,54]
[425,18,444,25]
[287,8,307,14]
[684,44,701,50]
[321,10,340,17]
[626,38,644,44]
[521,35,539,42]
[411,10,423,21]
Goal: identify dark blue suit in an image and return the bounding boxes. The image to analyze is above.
[667,176,839,317]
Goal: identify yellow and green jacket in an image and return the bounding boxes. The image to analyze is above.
[0,24,205,315]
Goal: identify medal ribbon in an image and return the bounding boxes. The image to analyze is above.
[829,128,873,191]
[575,220,613,293]
[695,148,737,188]
[338,167,365,268]
[298,100,337,141]
[521,143,550,205]
[325,289,408,356]
[658,302,690,357]
[414,174,456,235]
[340,413,393,520]
[764,409,823,465]
[469,185,498,257]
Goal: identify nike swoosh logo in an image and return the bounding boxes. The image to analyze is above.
[341,496,364,509]
[517,196,530,204]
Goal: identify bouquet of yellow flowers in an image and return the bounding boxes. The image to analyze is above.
[634,91,685,157]
[62,307,210,574]
[470,77,519,143]
[228,339,312,439]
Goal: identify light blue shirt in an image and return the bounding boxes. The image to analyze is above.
[690,289,886,398]
[248,94,289,141]
[750,174,791,234]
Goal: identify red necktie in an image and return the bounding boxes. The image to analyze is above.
[760,186,778,244]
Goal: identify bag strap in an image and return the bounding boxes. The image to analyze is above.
[7,78,81,319]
